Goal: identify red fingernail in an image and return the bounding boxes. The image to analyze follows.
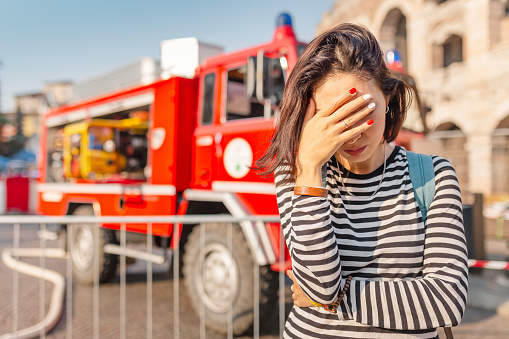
[349,88,356,94]
[367,119,374,125]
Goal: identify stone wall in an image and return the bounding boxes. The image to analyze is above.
[317,0,509,198]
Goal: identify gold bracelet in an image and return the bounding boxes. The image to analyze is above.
[294,186,328,198]
[309,299,322,308]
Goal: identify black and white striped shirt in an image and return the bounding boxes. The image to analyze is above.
[275,146,468,338]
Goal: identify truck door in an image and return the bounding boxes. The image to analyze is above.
[214,55,285,186]
[193,72,217,188]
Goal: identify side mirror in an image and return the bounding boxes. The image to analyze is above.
[245,51,273,103]
[246,56,256,99]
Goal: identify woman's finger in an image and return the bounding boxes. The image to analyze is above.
[340,102,376,131]
[314,87,357,118]
[335,118,375,141]
[328,93,373,124]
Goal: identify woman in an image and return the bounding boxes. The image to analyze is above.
[257,23,468,338]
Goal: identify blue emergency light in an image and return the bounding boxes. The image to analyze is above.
[277,13,292,27]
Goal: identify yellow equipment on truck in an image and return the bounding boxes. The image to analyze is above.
[63,117,148,180]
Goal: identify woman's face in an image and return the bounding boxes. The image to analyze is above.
[314,73,388,167]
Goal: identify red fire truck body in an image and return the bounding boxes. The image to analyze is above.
[38,22,298,266]
[39,77,199,236]
[37,15,425,335]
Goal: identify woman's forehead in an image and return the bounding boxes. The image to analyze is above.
[315,75,376,97]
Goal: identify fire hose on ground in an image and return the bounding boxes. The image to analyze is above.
[0,248,66,339]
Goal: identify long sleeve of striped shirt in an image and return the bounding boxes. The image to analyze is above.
[275,147,468,336]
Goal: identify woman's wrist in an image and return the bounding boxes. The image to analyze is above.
[295,164,323,187]
[308,276,353,313]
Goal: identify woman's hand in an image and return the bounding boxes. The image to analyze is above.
[287,270,314,307]
[296,88,375,186]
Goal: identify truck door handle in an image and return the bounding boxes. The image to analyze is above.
[119,187,144,209]
[214,133,223,157]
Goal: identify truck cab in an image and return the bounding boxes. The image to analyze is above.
[182,13,305,271]
[192,14,302,193]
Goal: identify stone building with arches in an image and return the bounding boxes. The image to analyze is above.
[317,0,509,199]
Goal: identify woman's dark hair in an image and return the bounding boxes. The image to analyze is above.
[256,23,411,183]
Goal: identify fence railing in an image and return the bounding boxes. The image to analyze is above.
[0,215,285,339]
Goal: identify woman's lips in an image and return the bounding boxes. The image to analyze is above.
[344,146,366,156]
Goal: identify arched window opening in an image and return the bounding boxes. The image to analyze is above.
[492,115,509,195]
[380,8,408,67]
[443,34,463,67]
[426,0,448,4]
[435,122,460,132]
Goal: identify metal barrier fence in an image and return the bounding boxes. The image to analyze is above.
[0,215,284,339]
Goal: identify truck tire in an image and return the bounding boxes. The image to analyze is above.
[182,222,278,335]
[69,205,118,284]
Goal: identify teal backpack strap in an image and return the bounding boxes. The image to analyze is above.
[406,151,435,222]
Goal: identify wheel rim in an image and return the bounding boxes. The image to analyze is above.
[72,224,95,271]
[195,243,239,313]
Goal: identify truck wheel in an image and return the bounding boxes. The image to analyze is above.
[182,222,278,335]
[69,205,118,284]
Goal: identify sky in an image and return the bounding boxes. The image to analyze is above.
[0,0,335,112]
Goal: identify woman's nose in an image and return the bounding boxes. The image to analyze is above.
[346,134,361,144]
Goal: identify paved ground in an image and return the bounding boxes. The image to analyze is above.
[1,223,509,338]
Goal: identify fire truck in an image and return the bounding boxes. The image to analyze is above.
[37,14,427,335]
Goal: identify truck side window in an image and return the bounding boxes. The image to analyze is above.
[226,59,285,122]
[226,66,264,121]
[201,73,215,125]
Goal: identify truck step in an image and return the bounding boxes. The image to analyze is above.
[103,244,172,264]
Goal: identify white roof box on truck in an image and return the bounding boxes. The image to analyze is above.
[160,37,223,79]
[72,58,159,103]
